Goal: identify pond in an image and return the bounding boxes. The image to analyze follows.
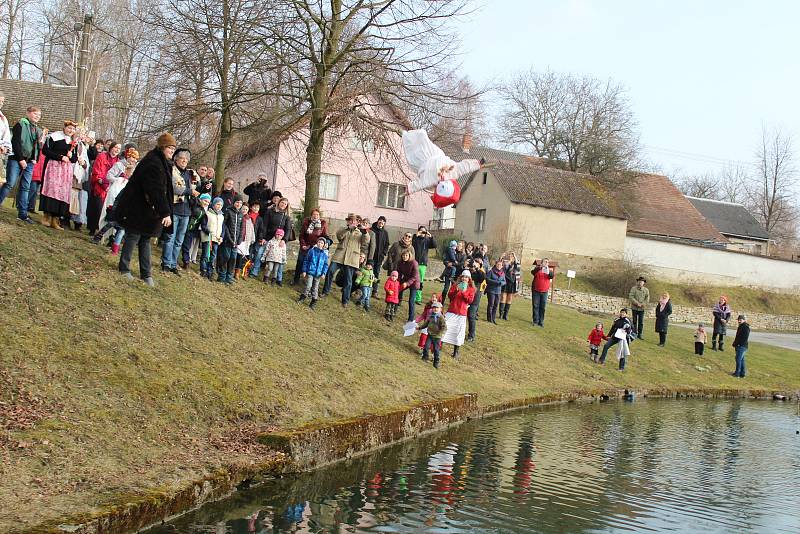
[148,399,800,533]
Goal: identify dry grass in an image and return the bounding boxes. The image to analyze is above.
[1,204,799,532]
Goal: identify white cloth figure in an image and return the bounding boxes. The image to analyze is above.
[616,337,631,360]
[403,129,481,193]
[403,321,417,337]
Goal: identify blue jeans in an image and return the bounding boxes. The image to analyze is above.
[217,245,236,282]
[1,159,35,218]
[423,334,441,365]
[359,285,373,309]
[399,287,418,322]
[532,291,548,326]
[324,263,354,303]
[249,243,267,276]
[734,346,747,377]
[161,214,189,269]
[323,261,342,295]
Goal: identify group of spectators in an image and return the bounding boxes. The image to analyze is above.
[0,101,751,375]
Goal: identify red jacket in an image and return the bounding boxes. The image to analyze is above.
[90,152,119,199]
[532,265,555,293]
[447,282,476,316]
[587,328,607,346]
[384,278,400,304]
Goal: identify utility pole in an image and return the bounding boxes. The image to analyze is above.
[74,13,92,124]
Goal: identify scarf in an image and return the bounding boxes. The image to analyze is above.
[306,217,322,234]
[658,296,669,311]
[713,301,729,314]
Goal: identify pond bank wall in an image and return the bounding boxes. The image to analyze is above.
[38,387,797,534]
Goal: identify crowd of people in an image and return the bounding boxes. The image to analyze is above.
[0,104,751,376]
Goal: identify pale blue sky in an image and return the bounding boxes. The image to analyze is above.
[458,0,800,177]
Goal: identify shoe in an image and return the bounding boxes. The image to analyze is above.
[364,306,370,312]
[143,277,156,287]
[433,360,440,369]
[309,299,318,310]
[110,243,120,255]
[466,336,475,342]
[421,354,429,362]
[180,261,188,270]
[17,216,34,224]
[341,302,348,309]
[269,278,275,286]
[91,235,102,244]
[276,280,283,287]
[298,294,307,303]
[170,267,181,277]
[121,272,135,281]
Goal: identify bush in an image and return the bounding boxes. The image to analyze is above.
[584,256,650,298]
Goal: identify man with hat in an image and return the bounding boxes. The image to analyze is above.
[629,276,650,339]
[322,213,370,306]
[115,132,176,287]
[731,314,750,378]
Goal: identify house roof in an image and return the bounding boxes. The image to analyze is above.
[686,196,769,241]
[462,159,626,219]
[0,79,78,132]
[625,174,727,243]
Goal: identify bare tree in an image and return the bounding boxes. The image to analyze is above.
[497,69,641,178]
[258,0,473,217]
[676,172,720,199]
[751,126,799,240]
[717,164,749,204]
[1,0,33,78]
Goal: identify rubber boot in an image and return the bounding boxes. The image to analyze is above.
[110,243,120,255]
[503,303,511,320]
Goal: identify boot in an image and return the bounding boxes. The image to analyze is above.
[433,355,440,369]
[711,340,717,351]
[276,279,283,287]
[503,303,511,320]
[50,216,64,230]
[718,337,724,352]
[309,298,318,310]
[452,346,460,360]
[74,222,82,231]
[499,303,506,320]
[298,293,307,303]
[110,243,120,255]
[40,213,51,226]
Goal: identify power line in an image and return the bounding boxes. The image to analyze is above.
[644,144,759,169]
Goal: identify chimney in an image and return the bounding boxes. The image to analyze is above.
[462,128,473,154]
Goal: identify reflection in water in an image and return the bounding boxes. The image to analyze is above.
[149,400,800,533]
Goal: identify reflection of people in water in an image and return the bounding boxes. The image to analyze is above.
[513,428,536,496]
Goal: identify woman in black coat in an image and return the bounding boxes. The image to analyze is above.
[114,133,176,285]
[654,292,673,347]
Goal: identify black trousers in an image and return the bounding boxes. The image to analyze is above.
[86,193,103,234]
[118,232,152,280]
[632,310,645,337]
[658,332,667,345]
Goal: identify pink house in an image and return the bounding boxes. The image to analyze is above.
[226,119,435,232]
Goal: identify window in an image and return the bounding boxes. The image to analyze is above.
[348,136,375,153]
[377,182,407,209]
[482,171,488,185]
[475,209,486,233]
[319,173,339,200]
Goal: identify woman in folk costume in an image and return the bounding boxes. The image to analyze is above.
[440,269,476,361]
[402,129,486,207]
[39,120,79,230]
[69,131,90,230]
[99,147,139,228]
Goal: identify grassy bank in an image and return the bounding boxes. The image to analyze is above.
[1,205,799,532]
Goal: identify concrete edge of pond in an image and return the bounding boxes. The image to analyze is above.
[32,388,798,534]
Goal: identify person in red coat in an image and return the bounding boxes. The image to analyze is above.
[87,141,121,235]
[441,269,476,359]
[291,208,329,285]
[587,322,608,362]
[384,271,401,321]
[531,258,555,327]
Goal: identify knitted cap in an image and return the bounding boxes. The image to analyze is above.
[199,193,211,201]
[390,270,399,277]
[157,132,177,149]
[460,269,471,278]
[275,228,285,236]
[233,193,244,203]
[316,235,328,243]
[212,196,223,206]
[449,240,457,248]
[737,314,746,321]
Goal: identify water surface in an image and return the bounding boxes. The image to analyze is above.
[149,399,800,533]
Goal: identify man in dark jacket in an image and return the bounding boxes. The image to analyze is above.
[598,308,633,365]
[243,173,272,209]
[412,225,437,304]
[0,106,44,223]
[116,133,176,287]
[370,216,390,288]
[731,314,750,378]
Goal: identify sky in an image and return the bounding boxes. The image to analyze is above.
[456,0,800,179]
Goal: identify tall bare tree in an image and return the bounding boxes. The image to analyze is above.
[258,0,473,217]
[497,69,641,178]
[751,126,798,240]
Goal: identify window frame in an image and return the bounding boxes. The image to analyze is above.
[377,181,408,210]
[475,209,486,233]
[319,172,340,201]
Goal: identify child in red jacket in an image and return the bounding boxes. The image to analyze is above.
[384,271,401,321]
[587,322,608,362]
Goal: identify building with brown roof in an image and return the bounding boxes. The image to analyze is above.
[451,148,628,261]
[0,79,78,132]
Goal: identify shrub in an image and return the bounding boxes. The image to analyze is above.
[584,256,650,298]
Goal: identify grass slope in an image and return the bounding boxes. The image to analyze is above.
[1,205,798,531]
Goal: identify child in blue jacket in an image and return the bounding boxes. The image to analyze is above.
[298,236,330,309]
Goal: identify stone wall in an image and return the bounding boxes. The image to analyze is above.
[521,288,800,332]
